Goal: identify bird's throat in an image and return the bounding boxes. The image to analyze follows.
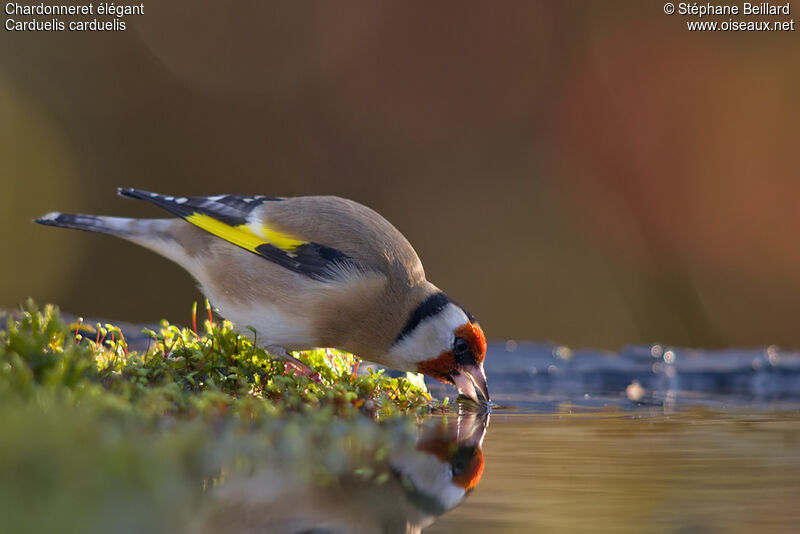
[417,351,455,382]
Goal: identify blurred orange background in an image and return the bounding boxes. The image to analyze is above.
[2,1,799,350]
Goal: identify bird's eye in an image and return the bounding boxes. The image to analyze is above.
[454,337,470,356]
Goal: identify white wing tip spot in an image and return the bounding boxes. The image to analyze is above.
[39,212,61,221]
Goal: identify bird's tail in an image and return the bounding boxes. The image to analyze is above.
[34,212,141,237]
[34,211,202,273]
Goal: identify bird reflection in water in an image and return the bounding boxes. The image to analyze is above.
[193,410,489,534]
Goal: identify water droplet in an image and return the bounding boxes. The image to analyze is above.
[554,346,572,361]
[626,380,645,401]
[766,345,779,366]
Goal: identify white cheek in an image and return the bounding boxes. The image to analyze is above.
[392,450,467,510]
[387,304,469,368]
[391,328,453,363]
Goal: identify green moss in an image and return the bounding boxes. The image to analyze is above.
[0,300,431,420]
[0,301,431,534]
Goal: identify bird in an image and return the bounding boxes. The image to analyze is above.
[35,188,489,402]
[194,412,488,534]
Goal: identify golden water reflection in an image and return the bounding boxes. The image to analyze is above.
[194,412,489,534]
[430,409,800,533]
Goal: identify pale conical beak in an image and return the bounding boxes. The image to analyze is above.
[451,364,490,403]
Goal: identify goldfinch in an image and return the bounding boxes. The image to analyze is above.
[35,188,489,401]
[197,413,487,533]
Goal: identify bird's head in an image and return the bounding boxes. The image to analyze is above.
[389,293,489,402]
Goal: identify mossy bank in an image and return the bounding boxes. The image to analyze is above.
[0,302,434,533]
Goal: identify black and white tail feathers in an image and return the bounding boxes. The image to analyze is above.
[34,212,136,236]
[34,210,197,270]
[33,187,204,237]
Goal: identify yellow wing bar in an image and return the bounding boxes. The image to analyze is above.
[115,189,366,280]
[185,213,307,255]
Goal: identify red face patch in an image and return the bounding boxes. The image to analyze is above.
[455,322,487,364]
[417,321,487,381]
[417,351,456,383]
[417,436,485,491]
[451,449,485,491]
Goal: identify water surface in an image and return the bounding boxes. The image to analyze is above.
[191,341,800,533]
[423,342,800,533]
[13,315,797,533]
